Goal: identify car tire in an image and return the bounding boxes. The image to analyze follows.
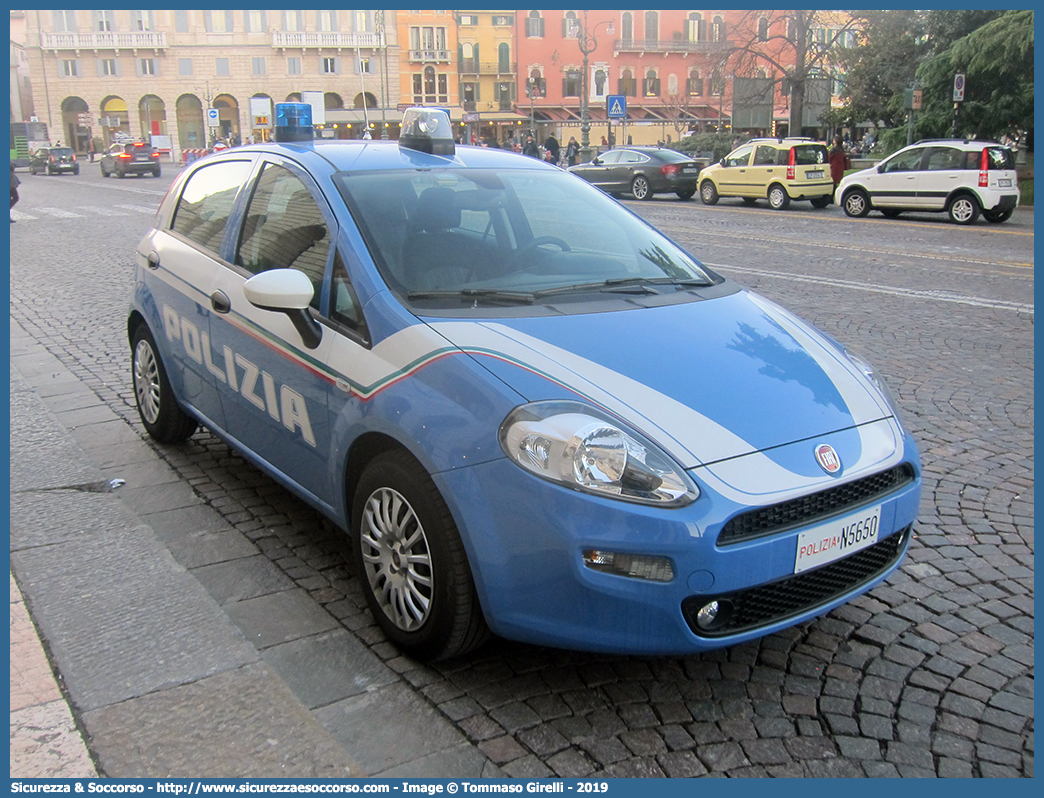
[631,175,652,200]
[880,209,902,218]
[354,449,489,661]
[983,209,1013,224]
[73,167,79,175]
[842,188,871,218]
[767,184,791,210]
[153,167,162,178]
[101,164,109,177]
[131,325,198,443]
[117,169,126,179]
[675,188,695,200]
[947,194,980,225]
[810,196,830,208]
[700,181,719,205]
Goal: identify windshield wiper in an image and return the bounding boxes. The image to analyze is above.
[534,276,712,298]
[407,288,536,305]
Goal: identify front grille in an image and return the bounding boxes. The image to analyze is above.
[717,464,915,546]
[682,526,909,638]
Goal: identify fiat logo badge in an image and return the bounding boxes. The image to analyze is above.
[815,444,841,474]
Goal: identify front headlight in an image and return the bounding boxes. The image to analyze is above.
[499,401,699,507]
[845,349,905,428]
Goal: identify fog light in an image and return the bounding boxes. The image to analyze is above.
[582,549,674,582]
[696,601,720,629]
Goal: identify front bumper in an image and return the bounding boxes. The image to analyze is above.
[437,421,921,655]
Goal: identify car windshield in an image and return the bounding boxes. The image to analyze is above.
[334,168,719,309]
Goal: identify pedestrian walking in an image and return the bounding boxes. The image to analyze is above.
[522,135,540,159]
[544,134,561,165]
[565,136,580,166]
[11,161,21,223]
[829,135,851,189]
[88,138,96,162]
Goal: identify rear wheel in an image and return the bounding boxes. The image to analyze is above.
[767,184,791,210]
[131,325,197,443]
[100,163,109,177]
[700,181,719,205]
[117,169,126,179]
[354,450,489,661]
[947,194,980,225]
[631,175,651,200]
[152,167,162,177]
[842,188,871,218]
[983,209,1013,224]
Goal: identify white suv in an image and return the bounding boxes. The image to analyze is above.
[836,139,1019,225]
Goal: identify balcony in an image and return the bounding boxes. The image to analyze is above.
[273,31,382,49]
[41,31,167,51]
[458,61,517,76]
[409,49,451,63]
[614,38,726,54]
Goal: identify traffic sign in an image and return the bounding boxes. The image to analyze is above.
[607,95,627,119]
[953,73,966,103]
[207,107,220,127]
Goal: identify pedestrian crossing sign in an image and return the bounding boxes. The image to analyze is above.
[607,95,627,119]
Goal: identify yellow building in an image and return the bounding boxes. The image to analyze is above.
[23,9,400,156]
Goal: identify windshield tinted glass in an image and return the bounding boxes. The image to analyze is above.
[655,149,695,164]
[51,148,74,157]
[335,168,719,306]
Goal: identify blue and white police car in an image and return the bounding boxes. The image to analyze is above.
[129,105,921,660]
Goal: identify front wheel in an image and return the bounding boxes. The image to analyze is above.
[983,209,1013,224]
[354,450,489,661]
[631,175,652,200]
[131,325,197,443]
[700,181,719,205]
[947,194,980,225]
[767,184,791,210]
[842,188,871,218]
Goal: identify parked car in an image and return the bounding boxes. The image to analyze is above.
[100,141,161,178]
[568,146,702,200]
[28,147,79,176]
[128,107,921,661]
[698,137,833,209]
[836,139,1019,225]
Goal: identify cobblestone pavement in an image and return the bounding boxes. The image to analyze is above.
[9,169,1033,777]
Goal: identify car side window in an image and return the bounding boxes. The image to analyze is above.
[329,250,368,341]
[884,148,924,173]
[596,150,622,165]
[171,160,254,255]
[724,146,752,168]
[753,145,776,165]
[235,163,331,310]
[925,147,962,171]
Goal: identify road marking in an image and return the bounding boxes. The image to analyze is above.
[710,263,1034,314]
[35,206,85,218]
[80,205,130,216]
[10,210,37,221]
[115,204,158,214]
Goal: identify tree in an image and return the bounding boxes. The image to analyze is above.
[834,10,929,129]
[722,10,858,135]
[915,10,1033,141]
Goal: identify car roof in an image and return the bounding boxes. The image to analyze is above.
[209,139,562,174]
[910,139,1006,148]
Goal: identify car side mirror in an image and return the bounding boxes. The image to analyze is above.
[243,269,322,349]
[592,157,602,165]
[720,157,727,166]
[877,164,886,173]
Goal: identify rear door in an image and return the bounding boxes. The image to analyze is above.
[919,146,966,210]
[787,143,830,192]
[746,144,782,196]
[143,157,256,430]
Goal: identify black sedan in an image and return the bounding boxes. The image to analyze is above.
[568,146,702,200]
[28,147,79,176]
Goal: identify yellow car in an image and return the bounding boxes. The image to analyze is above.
[699,138,834,209]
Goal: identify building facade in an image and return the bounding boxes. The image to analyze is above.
[23,9,400,156]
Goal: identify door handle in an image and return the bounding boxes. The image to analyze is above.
[210,291,231,314]
[147,252,160,270]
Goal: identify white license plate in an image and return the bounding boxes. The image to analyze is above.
[806,171,824,180]
[998,179,1012,188]
[682,167,698,174]
[794,505,881,573]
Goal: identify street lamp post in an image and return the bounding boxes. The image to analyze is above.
[575,10,614,163]
[376,10,389,139]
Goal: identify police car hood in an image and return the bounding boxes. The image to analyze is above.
[428,289,893,469]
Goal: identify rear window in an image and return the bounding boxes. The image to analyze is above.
[50,148,73,157]
[125,143,152,154]
[967,147,1015,171]
[656,149,695,164]
[788,145,828,165]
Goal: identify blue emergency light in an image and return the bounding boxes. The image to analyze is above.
[399,108,455,156]
[274,103,314,143]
